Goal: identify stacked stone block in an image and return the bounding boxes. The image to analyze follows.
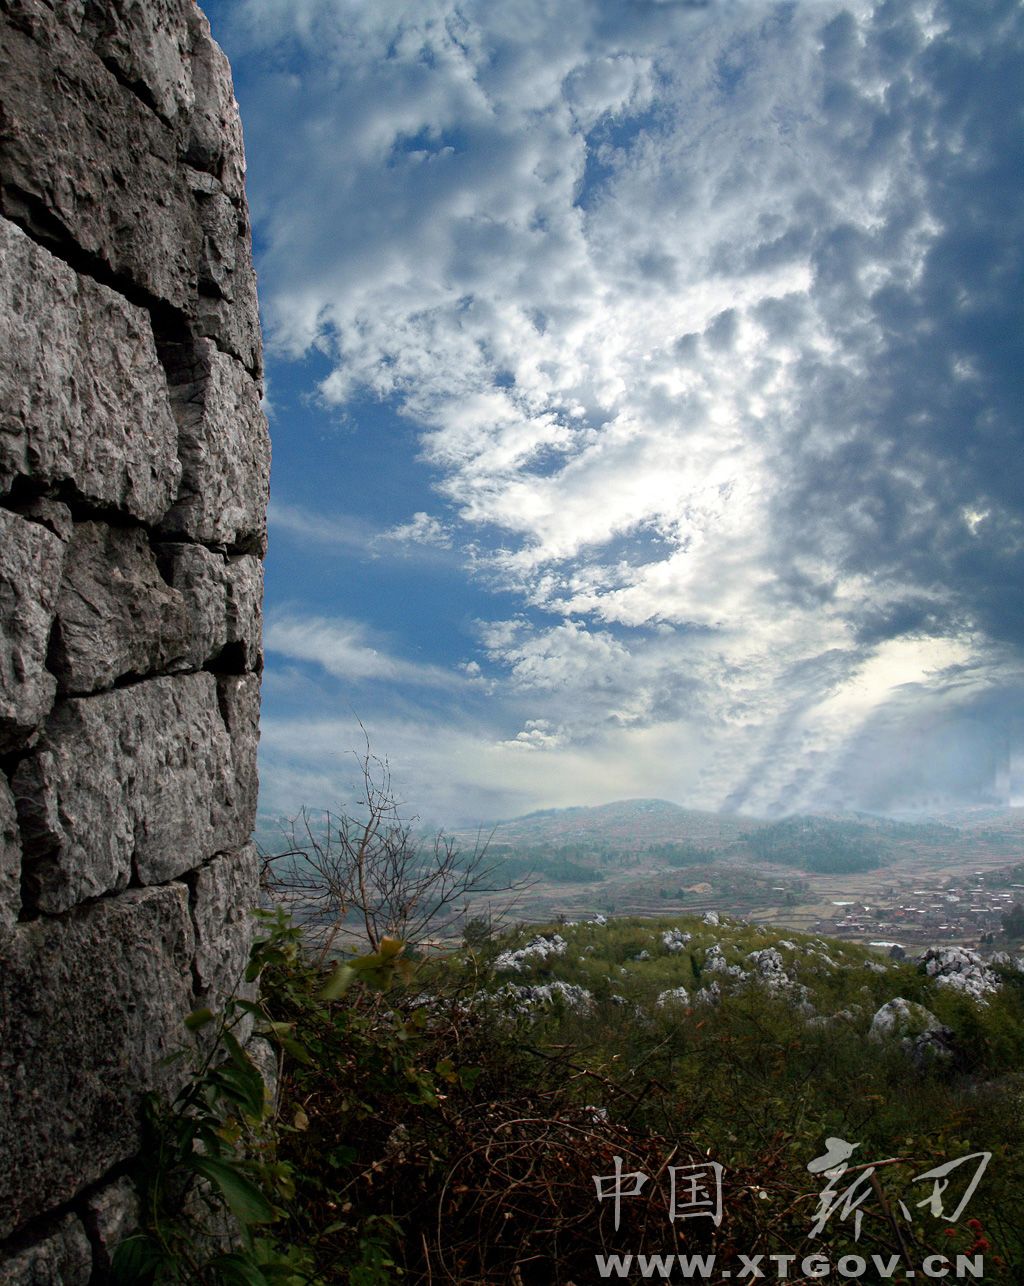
[0,1,269,1277]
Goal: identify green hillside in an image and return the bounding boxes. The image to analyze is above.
[135,908,1024,1283]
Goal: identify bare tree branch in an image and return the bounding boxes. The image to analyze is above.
[261,735,532,955]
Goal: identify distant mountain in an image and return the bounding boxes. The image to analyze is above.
[461,798,762,852]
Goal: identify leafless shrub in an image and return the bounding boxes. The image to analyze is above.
[261,735,529,958]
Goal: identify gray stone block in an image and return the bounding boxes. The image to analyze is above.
[0,885,195,1239]
[81,0,195,127]
[187,170,262,374]
[0,507,64,752]
[192,844,260,1008]
[0,7,203,312]
[69,1,247,201]
[52,522,190,694]
[84,1174,140,1275]
[162,339,270,551]
[217,673,261,843]
[14,673,254,912]
[6,498,74,543]
[0,773,20,931]
[0,217,181,521]
[0,1213,92,1285]
[186,8,247,201]
[158,542,263,671]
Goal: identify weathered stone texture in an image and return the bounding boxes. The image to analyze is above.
[186,9,247,201]
[7,497,74,543]
[0,884,195,1238]
[0,5,202,311]
[192,844,260,1007]
[0,0,268,1261]
[14,673,255,912]
[0,1212,92,1285]
[0,507,64,752]
[84,1175,140,1275]
[217,673,262,843]
[188,171,262,373]
[80,0,196,127]
[52,521,190,694]
[158,542,263,671]
[0,773,21,930]
[162,339,270,550]
[0,217,181,519]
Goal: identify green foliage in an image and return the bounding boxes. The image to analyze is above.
[744,814,887,872]
[111,911,316,1284]
[1001,902,1024,939]
[648,840,715,866]
[127,904,1024,1282]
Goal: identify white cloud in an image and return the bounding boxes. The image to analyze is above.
[230,0,1024,818]
[265,614,463,689]
[268,500,373,551]
[378,511,453,548]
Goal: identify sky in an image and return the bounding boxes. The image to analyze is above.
[200,0,1024,827]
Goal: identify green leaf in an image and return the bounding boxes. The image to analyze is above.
[209,1062,266,1119]
[185,1007,216,1031]
[208,1252,271,1286]
[189,1155,277,1225]
[319,963,355,1000]
[278,1035,313,1066]
[110,1234,165,1284]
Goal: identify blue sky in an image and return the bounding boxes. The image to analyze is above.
[201,0,1024,826]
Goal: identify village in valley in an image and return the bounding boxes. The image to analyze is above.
[431,800,1024,954]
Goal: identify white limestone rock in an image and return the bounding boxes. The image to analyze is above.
[0,774,21,931]
[158,541,263,671]
[704,944,747,981]
[85,1176,140,1276]
[919,946,1000,1002]
[656,986,690,1008]
[869,998,941,1041]
[162,339,270,550]
[185,7,247,201]
[52,522,190,694]
[868,997,958,1065]
[493,933,569,973]
[0,507,64,751]
[191,844,260,1009]
[0,218,181,520]
[217,673,261,846]
[82,0,195,126]
[0,14,202,314]
[14,673,253,911]
[0,1213,91,1285]
[494,932,569,972]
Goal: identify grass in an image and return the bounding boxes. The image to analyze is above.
[122,910,1024,1283]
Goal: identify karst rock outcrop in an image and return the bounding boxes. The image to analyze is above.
[0,1,269,1277]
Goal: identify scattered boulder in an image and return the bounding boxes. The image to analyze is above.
[704,944,747,980]
[493,933,568,973]
[919,946,999,1003]
[656,986,690,1008]
[661,927,691,953]
[869,997,957,1068]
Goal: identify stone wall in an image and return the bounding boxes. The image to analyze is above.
[0,1,269,1278]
